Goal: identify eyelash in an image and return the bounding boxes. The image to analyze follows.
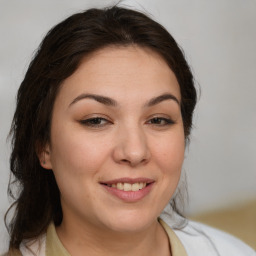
[79,117,110,128]
[79,116,174,128]
[146,117,174,126]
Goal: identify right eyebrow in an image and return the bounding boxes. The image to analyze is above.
[69,93,118,107]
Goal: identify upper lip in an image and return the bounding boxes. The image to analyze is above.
[100,177,155,185]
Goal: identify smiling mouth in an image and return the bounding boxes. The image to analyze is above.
[100,178,154,202]
[102,182,147,192]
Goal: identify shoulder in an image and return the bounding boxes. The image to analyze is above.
[1,234,46,256]
[19,234,46,256]
[0,249,22,256]
[181,220,255,256]
[160,212,255,256]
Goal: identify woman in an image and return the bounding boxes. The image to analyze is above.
[4,5,255,256]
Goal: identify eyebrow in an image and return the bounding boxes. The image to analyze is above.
[69,93,118,107]
[145,93,180,107]
[69,92,180,108]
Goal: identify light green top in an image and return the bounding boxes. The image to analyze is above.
[45,219,187,256]
[3,219,187,256]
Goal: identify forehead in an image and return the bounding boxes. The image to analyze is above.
[57,45,181,105]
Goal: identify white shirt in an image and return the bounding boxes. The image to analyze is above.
[160,204,256,256]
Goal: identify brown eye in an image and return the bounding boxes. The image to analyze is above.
[80,117,110,127]
[147,117,174,126]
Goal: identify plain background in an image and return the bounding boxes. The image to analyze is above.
[0,0,255,252]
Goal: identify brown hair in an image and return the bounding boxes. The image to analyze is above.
[6,5,197,250]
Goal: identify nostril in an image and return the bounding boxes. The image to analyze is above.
[121,159,129,163]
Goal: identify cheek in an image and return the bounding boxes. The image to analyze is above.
[49,129,109,208]
[151,130,185,189]
[50,125,110,176]
[147,131,185,213]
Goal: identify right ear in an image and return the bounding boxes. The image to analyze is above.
[37,143,53,170]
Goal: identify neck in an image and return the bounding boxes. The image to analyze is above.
[56,217,171,256]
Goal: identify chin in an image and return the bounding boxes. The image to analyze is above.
[102,209,157,233]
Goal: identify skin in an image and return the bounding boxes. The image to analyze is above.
[41,46,185,256]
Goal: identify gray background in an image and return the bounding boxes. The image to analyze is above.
[1,0,256,252]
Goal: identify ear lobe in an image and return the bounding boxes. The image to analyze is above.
[39,144,53,170]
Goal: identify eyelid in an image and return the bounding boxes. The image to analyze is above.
[80,113,112,120]
[79,114,113,128]
[146,114,175,125]
[78,113,175,128]
[146,113,174,120]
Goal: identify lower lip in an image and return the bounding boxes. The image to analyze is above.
[102,183,154,202]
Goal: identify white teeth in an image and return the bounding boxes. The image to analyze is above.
[117,183,124,190]
[132,183,139,191]
[124,183,132,191]
[109,182,147,191]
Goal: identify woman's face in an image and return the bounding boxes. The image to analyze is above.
[43,46,185,232]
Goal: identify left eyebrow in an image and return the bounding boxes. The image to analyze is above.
[144,93,180,107]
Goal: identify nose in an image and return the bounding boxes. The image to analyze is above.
[112,125,151,167]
